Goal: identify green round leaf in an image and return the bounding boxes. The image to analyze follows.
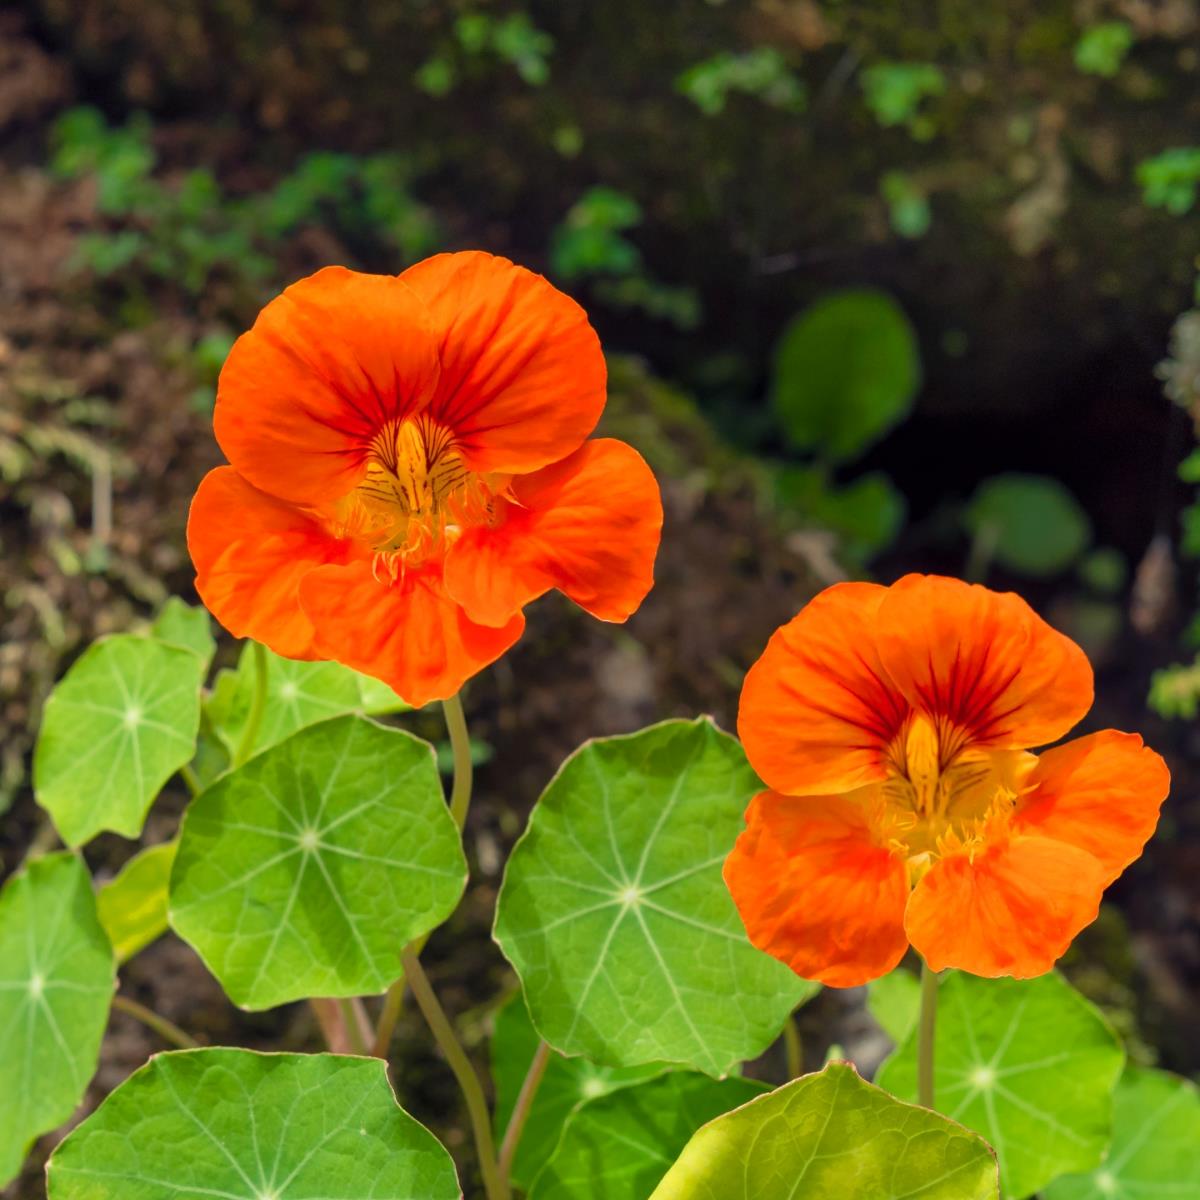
[770,288,921,462]
[0,852,114,1187]
[649,1061,998,1199]
[494,717,815,1076]
[34,635,205,845]
[867,967,921,1045]
[530,1070,765,1200]
[150,597,216,668]
[206,643,409,760]
[46,1049,461,1199]
[170,714,465,1008]
[965,473,1092,577]
[492,991,662,1190]
[877,972,1124,1199]
[1044,1065,1200,1199]
[97,840,177,964]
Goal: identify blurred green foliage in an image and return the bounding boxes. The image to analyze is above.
[965,474,1092,578]
[880,171,931,239]
[1137,149,1200,216]
[1073,22,1134,79]
[676,48,806,116]
[51,107,440,296]
[859,63,946,140]
[1148,659,1200,720]
[416,10,554,95]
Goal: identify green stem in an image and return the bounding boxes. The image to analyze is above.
[401,945,508,1200]
[498,1040,552,1187]
[783,1013,803,1079]
[180,763,201,797]
[112,994,199,1050]
[442,691,473,831]
[374,691,474,1057]
[233,641,269,769]
[918,960,938,1109]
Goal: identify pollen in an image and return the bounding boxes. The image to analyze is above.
[333,414,501,578]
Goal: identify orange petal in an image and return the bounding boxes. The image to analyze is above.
[875,574,1093,752]
[737,583,910,794]
[187,467,352,659]
[905,835,1106,977]
[442,438,662,628]
[214,267,441,506]
[298,560,524,707]
[724,789,910,988]
[399,252,605,475]
[1016,731,1170,884]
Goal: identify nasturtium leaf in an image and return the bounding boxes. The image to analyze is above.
[170,714,465,1008]
[1043,1066,1200,1200]
[868,966,921,1044]
[965,473,1092,577]
[206,642,410,760]
[34,635,205,845]
[770,288,921,463]
[876,971,1124,1199]
[494,717,816,1076]
[0,852,114,1187]
[492,991,663,1190]
[529,1070,766,1200]
[46,1049,461,1200]
[150,597,216,668]
[96,840,177,964]
[649,1061,998,1200]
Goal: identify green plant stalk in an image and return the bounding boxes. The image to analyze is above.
[233,641,269,768]
[373,689,473,1057]
[918,960,938,1109]
[340,998,367,1055]
[443,690,473,830]
[497,1040,552,1187]
[402,945,509,1200]
[783,1013,803,1079]
[112,993,198,1050]
[179,762,201,797]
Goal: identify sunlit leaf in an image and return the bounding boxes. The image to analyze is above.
[150,597,215,669]
[965,473,1092,577]
[494,717,815,1076]
[530,1070,765,1199]
[96,841,177,964]
[34,635,205,845]
[491,991,662,1190]
[867,966,921,1044]
[649,1061,998,1199]
[0,853,114,1187]
[206,642,410,760]
[46,1049,461,1199]
[771,288,920,462]
[1043,1066,1200,1199]
[876,972,1124,1199]
[170,715,465,1008]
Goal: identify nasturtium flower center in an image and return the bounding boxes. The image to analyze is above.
[874,715,1033,878]
[331,415,502,578]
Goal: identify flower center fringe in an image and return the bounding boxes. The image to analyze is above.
[332,415,502,580]
[870,715,1033,882]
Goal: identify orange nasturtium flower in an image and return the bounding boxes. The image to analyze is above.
[725,574,1170,987]
[188,252,662,706]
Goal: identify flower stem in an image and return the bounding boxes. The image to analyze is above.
[340,998,368,1055]
[442,690,473,831]
[498,1040,552,1188]
[373,690,474,1058]
[918,959,938,1109]
[233,641,269,769]
[401,945,508,1200]
[112,993,198,1050]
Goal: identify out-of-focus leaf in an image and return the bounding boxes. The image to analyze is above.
[965,473,1092,576]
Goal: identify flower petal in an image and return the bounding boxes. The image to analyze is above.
[905,835,1106,977]
[724,789,910,988]
[1016,731,1170,884]
[298,560,524,707]
[399,251,605,474]
[187,467,352,659]
[737,583,910,794]
[214,267,441,506]
[443,438,662,627]
[875,574,1093,752]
